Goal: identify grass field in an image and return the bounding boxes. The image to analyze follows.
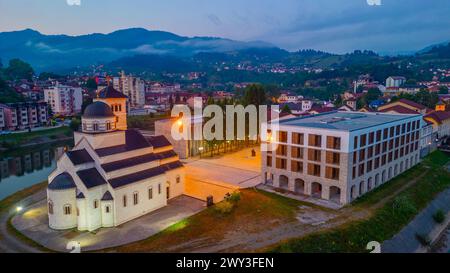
[104,189,320,253]
[269,151,450,253]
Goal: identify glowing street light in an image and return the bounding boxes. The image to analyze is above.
[16,206,23,212]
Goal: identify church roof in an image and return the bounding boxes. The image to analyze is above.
[48,172,76,190]
[95,130,151,157]
[76,192,85,199]
[146,135,172,148]
[76,168,108,189]
[98,86,128,99]
[108,161,183,189]
[101,150,178,172]
[67,149,94,165]
[101,191,114,201]
[83,101,115,119]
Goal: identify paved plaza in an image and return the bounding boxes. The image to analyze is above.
[12,195,205,252]
[183,147,262,189]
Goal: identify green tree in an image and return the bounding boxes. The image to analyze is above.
[242,84,267,106]
[4,59,34,81]
[69,118,81,131]
[85,78,98,90]
[281,104,292,114]
[438,86,449,94]
[0,77,25,103]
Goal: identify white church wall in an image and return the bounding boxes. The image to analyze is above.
[113,174,167,226]
[84,186,108,231]
[76,198,88,231]
[101,200,114,228]
[48,188,77,230]
[165,167,185,200]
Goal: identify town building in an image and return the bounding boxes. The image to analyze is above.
[378,99,431,115]
[262,111,423,205]
[47,87,185,231]
[0,102,48,131]
[44,82,83,116]
[386,76,406,88]
[113,71,146,108]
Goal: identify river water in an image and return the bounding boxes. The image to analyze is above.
[0,142,71,201]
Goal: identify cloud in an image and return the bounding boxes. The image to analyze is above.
[66,0,81,6]
[207,14,222,26]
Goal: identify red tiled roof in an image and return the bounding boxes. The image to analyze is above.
[397,99,428,110]
[379,105,419,114]
[425,111,450,124]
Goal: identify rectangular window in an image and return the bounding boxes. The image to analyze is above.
[291,161,303,173]
[291,147,304,159]
[276,158,287,170]
[292,133,304,145]
[267,156,273,167]
[325,167,340,180]
[360,134,367,147]
[367,160,373,173]
[133,192,139,205]
[123,195,127,207]
[276,145,288,156]
[307,164,321,177]
[327,136,341,150]
[278,131,288,143]
[354,136,358,149]
[158,184,162,194]
[326,151,340,165]
[358,164,365,176]
[148,187,153,200]
[376,130,382,142]
[308,149,322,162]
[369,132,375,144]
[309,134,322,147]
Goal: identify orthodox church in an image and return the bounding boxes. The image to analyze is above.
[47,86,185,231]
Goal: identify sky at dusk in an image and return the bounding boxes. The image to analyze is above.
[0,0,449,54]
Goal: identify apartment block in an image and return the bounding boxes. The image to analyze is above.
[262,111,423,205]
[113,71,145,108]
[44,82,83,116]
[0,102,48,131]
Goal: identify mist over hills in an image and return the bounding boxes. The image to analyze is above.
[0,28,448,73]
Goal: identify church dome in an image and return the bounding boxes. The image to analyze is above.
[83,101,115,119]
[48,172,76,190]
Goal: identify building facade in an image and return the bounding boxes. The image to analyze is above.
[44,82,83,116]
[262,111,423,205]
[386,76,406,88]
[0,102,48,131]
[113,71,146,108]
[47,87,185,231]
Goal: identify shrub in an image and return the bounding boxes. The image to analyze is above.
[415,232,431,246]
[433,209,446,224]
[226,191,241,204]
[392,196,417,219]
[214,201,234,215]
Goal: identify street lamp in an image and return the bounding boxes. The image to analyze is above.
[16,206,23,213]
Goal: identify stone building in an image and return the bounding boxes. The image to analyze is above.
[262,111,423,205]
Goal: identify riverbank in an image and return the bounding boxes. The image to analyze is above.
[0,126,73,151]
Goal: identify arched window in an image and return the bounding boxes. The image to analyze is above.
[48,201,54,215]
[105,205,110,214]
[123,195,127,207]
[63,204,71,215]
[148,187,153,200]
[93,200,98,209]
[176,175,181,184]
[133,192,139,205]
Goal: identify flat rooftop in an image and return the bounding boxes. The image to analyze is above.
[277,111,420,132]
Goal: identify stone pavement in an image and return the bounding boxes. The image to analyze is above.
[183,147,262,189]
[382,187,450,253]
[12,195,205,252]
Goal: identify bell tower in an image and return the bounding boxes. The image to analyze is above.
[94,86,128,130]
